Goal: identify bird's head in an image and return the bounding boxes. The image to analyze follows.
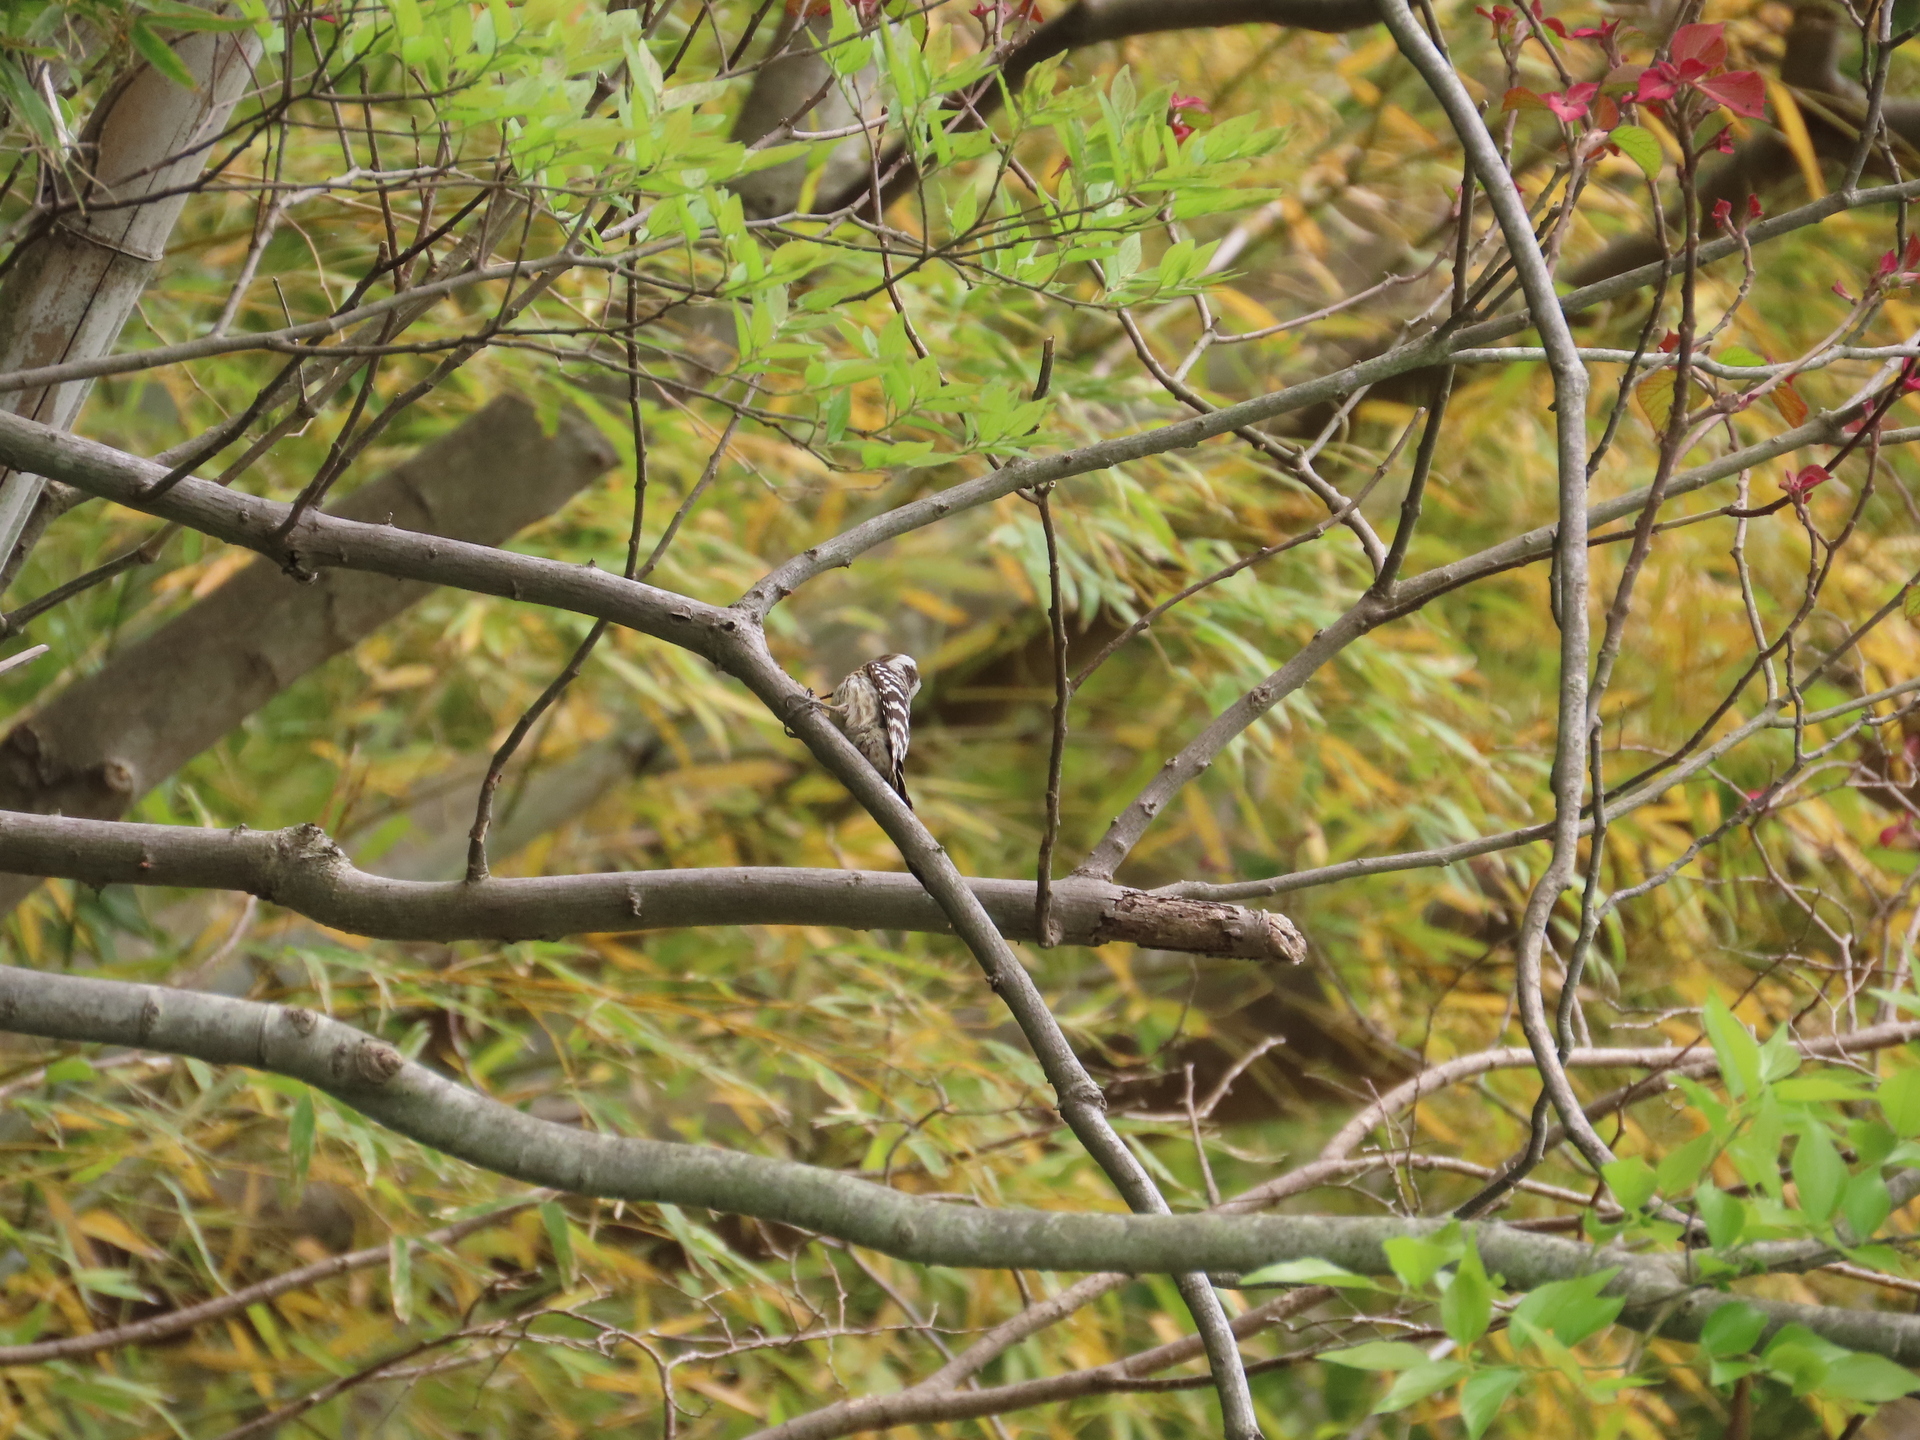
[873,652,922,697]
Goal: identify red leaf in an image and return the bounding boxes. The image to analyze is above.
[1633,63,1679,103]
[1712,197,1733,228]
[1782,463,1829,499]
[1670,21,1728,69]
[1502,86,1549,112]
[1544,81,1598,121]
[1696,70,1768,119]
[1748,193,1763,220]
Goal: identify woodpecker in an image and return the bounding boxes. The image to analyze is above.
[827,653,922,806]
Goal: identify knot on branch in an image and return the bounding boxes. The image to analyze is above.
[332,1037,404,1087]
[1089,891,1306,963]
[1059,1079,1108,1114]
[252,823,352,910]
[100,759,134,796]
[281,822,345,865]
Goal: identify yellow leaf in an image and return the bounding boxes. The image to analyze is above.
[1768,82,1827,199]
[189,549,253,599]
[369,663,437,692]
[898,586,970,626]
[1183,787,1234,873]
[681,1376,765,1418]
[76,1210,167,1262]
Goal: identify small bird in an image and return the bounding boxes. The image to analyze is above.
[827,653,922,806]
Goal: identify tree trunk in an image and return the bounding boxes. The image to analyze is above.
[0,20,268,579]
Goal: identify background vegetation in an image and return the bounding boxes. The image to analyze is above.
[4,0,1920,1435]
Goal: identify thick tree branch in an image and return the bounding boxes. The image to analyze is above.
[0,811,1304,960]
[0,408,736,652]
[2,183,1915,652]
[0,396,616,909]
[3,965,1918,1364]
[0,362,1265,1425]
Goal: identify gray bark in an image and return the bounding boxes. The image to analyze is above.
[729,14,876,219]
[2,962,1916,1367]
[0,18,268,574]
[0,396,615,905]
[0,811,1305,959]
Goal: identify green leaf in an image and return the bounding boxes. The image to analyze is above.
[1791,1125,1845,1223]
[1603,1156,1658,1212]
[1373,1359,1468,1414]
[1510,1270,1623,1347]
[1704,995,1763,1099]
[1239,1257,1384,1290]
[389,1238,412,1324]
[1758,1025,1801,1083]
[1840,1169,1892,1241]
[1761,1325,1848,1396]
[1697,1184,1747,1248]
[136,0,256,31]
[74,1268,154,1303]
[1461,1366,1527,1438]
[129,19,198,90]
[1656,1132,1716,1196]
[1610,123,1663,182]
[1440,1239,1493,1345]
[1820,1351,1920,1402]
[1777,1075,1871,1104]
[1711,1356,1759,1389]
[1880,1068,1920,1137]
[1701,1301,1768,1358]
[1384,1225,1459,1289]
[1716,344,1768,370]
[1850,1118,1898,1167]
[542,1200,577,1286]
[43,1057,95,1086]
[288,1092,315,1200]
[1322,1341,1434,1370]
